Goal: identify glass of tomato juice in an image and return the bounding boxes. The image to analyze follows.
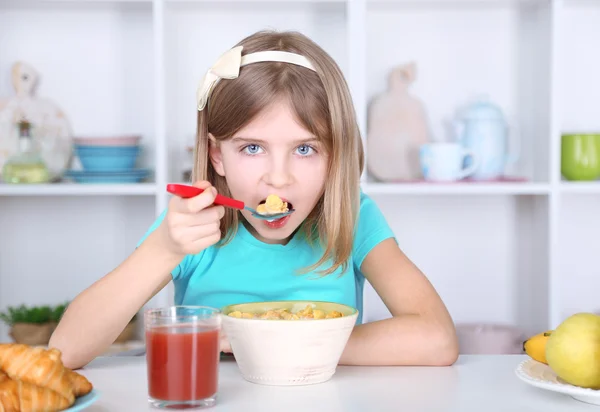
[145,306,221,409]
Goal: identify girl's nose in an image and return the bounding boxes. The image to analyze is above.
[263,158,294,188]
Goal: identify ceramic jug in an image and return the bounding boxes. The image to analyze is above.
[453,97,519,180]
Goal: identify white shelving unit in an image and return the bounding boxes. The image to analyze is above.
[0,0,598,345]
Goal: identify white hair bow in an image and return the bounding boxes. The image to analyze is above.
[196,46,243,111]
[196,45,317,111]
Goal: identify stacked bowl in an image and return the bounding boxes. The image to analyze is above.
[64,135,150,183]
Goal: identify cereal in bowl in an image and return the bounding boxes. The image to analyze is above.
[227,304,344,320]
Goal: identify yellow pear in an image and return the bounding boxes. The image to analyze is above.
[546,312,600,389]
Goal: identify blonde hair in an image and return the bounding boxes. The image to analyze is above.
[193,30,364,276]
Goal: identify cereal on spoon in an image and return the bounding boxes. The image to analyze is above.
[256,195,289,216]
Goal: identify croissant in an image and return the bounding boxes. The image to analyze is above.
[41,347,92,397]
[0,371,71,412]
[64,369,92,398]
[0,345,74,405]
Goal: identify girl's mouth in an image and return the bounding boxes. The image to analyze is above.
[262,214,292,229]
[256,197,293,229]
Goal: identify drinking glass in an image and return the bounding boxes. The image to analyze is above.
[145,306,221,409]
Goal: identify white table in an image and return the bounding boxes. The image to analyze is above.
[79,355,599,412]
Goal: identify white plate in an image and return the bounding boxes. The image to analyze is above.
[516,359,600,406]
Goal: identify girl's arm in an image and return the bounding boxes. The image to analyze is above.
[49,181,223,370]
[339,238,459,366]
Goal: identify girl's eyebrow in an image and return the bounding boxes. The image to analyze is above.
[231,136,319,145]
[230,137,267,145]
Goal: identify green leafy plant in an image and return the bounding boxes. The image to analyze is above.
[0,302,69,326]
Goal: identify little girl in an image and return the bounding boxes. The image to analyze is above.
[50,30,458,369]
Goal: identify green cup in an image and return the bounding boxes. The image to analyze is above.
[561,134,600,181]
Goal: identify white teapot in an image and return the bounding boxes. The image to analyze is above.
[453,97,519,180]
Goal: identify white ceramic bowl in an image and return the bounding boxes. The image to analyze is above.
[221,300,359,386]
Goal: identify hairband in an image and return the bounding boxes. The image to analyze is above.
[196,45,316,111]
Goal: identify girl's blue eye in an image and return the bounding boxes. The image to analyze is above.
[243,144,262,155]
[296,144,315,156]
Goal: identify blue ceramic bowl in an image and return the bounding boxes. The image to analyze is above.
[74,145,140,171]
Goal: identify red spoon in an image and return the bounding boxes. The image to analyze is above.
[166,184,295,221]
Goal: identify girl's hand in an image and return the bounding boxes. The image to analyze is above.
[161,180,225,256]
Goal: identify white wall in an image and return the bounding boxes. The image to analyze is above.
[557,195,600,320]
[0,196,155,342]
[363,194,549,336]
[560,1,600,132]
[0,2,156,165]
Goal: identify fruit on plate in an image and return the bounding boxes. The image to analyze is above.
[523,330,553,364]
[546,312,600,389]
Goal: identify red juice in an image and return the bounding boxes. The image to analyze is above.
[146,326,220,402]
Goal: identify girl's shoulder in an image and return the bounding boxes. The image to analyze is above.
[353,189,396,268]
[357,190,389,227]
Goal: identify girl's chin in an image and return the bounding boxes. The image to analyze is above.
[242,215,301,244]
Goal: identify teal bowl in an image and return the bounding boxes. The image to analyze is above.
[74,145,140,171]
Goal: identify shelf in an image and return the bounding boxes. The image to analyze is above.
[368,0,549,4]
[1,0,554,4]
[167,0,345,2]
[560,182,600,194]
[0,183,157,196]
[0,182,551,196]
[3,0,152,4]
[565,0,599,5]
[362,182,550,195]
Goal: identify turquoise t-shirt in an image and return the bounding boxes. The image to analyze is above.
[137,191,395,324]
